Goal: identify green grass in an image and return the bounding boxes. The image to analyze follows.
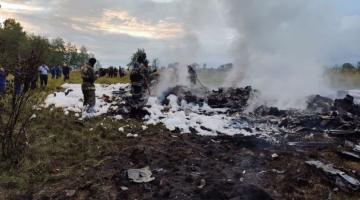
[325,69,360,89]
[197,70,228,87]
[0,71,135,193]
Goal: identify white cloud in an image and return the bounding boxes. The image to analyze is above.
[341,15,360,29]
[1,0,360,71]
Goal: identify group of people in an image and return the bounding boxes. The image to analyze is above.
[50,65,70,81]
[106,66,126,78]
[0,63,71,97]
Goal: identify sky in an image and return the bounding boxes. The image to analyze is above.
[0,0,360,68]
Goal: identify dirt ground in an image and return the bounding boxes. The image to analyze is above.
[5,126,360,200]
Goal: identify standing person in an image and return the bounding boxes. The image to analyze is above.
[0,66,6,97]
[51,66,56,79]
[109,66,114,78]
[122,67,125,77]
[119,66,122,77]
[58,65,63,78]
[130,62,143,101]
[62,64,70,81]
[55,66,60,79]
[14,65,22,95]
[81,58,101,118]
[31,72,38,90]
[11,65,22,110]
[107,67,111,77]
[187,65,197,86]
[38,63,49,88]
[114,67,118,78]
[140,59,149,90]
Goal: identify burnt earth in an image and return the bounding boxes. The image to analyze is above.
[8,129,360,200]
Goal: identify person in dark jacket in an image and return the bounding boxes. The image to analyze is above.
[130,62,143,101]
[31,72,38,90]
[14,65,22,95]
[114,67,118,78]
[0,66,6,97]
[188,65,197,86]
[62,64,70,81]
[51,66,56,79]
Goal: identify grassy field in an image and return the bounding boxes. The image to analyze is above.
[1,69,360,199]
[326,69,360,89]
[0,72,139,194]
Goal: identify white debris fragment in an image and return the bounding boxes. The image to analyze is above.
[30,114,36,119]
[90,128,93,131]
[304,134,314,139]
[114,115,123,120]
[119,127,124,132]
[64,111,69,115]
[142,125,148,130]
[75,113,79,117]
[127,133,138,137]
[271,153,279,158]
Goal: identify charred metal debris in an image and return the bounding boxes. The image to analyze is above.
[85,84,360,193]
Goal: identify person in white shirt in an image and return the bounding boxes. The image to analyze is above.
[38,63,49,87]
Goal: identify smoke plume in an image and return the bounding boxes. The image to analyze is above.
[220,0,346,109]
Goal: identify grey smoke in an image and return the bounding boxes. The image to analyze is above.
[220,0,360,109]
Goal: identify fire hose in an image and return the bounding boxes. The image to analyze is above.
[196,77,206,88]
[143,76,151,95]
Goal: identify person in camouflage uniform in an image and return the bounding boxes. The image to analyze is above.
[81,58,100,117]
[130,62,143,101]
[140,59,149,90]
[188,65,197,86]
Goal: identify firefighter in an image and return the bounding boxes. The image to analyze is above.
[140,59,150,90]
[130,62,143,101]
[188,65,197,86]
[81,58,101,118]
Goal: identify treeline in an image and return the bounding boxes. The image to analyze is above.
[332,62,360,72]
[0,18,100,71]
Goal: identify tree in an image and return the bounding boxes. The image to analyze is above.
[46,37,66,67]
[0,46,46,159]
[79,46,90,64]
[27,34,50,61]
[151,58,159,70]
[127,48,146,70]
[203,63,207,69]
[94,60,102,70]
[64,42,78,67]
[0,18,27,69]
[342,63,355,72]
[356,62,360,70]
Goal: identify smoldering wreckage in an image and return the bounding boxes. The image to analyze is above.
[57,79,360,199]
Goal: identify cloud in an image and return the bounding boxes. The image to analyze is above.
[1,0,360,74]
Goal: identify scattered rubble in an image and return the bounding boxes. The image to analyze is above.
[207,86,252,112]
[65,190,76,197]
[337,151,360,160]
[305,161,360,190]
[288,142,340,147]
[127,166,155,183]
